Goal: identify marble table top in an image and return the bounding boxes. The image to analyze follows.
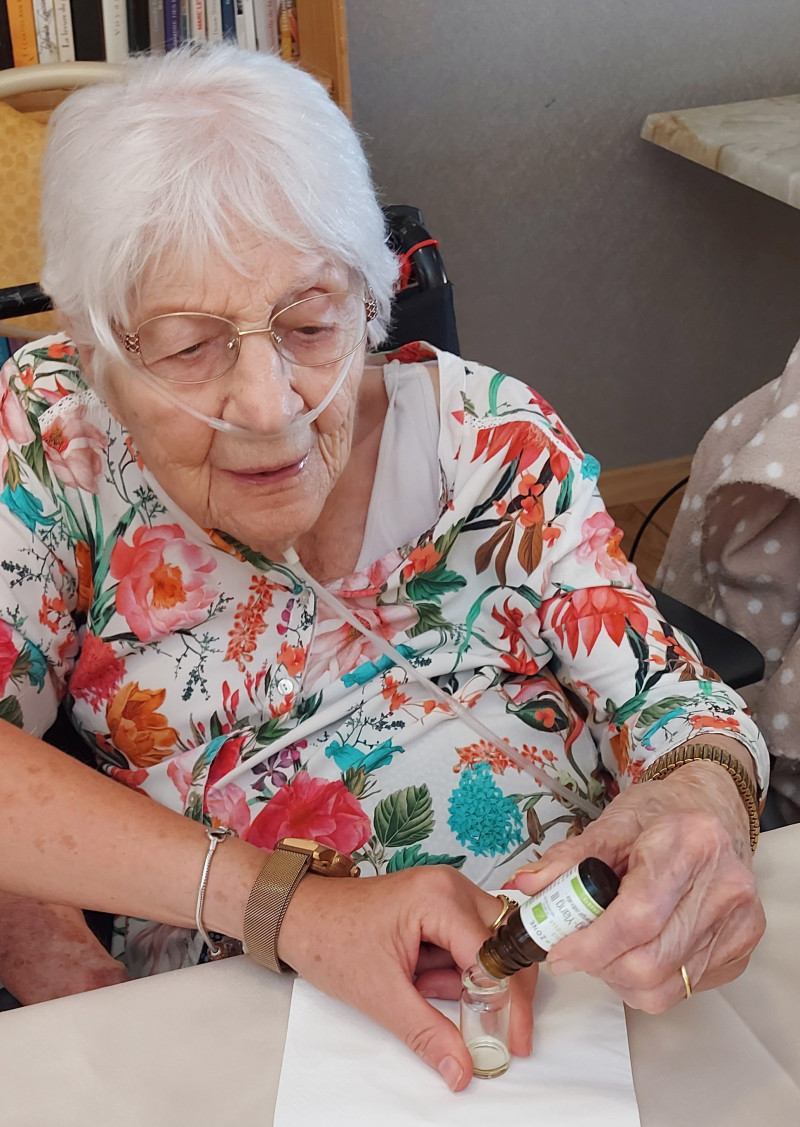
[641,95,800,209]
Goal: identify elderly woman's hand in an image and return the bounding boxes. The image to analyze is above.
[277,865,537,1091]
[0,898,130,1004]
[507,750,764,1012]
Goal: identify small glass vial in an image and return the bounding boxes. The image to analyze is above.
[479,857,620,979]
[460,964,511,1079]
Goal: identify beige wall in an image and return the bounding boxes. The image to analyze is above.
[347,0,800,469]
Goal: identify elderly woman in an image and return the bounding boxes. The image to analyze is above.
[0,47,768,1088]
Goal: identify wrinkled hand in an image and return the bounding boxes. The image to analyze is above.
[0,897,130,1004]
[508,760,764,1013]
[278,865,537,1090]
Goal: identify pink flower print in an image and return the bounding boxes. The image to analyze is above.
[245,770,372,853]
[110,524,218,643]
[329,550,404,598]
[41,406,108,493]
[0,619,19,696]
[576,511,638,584]
[303,598,419,690]
[0,358,35,482]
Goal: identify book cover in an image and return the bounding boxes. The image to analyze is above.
[206,0,222,42]
[188,0,204,40]
[70,0,105,58]
[8,0,39,65]
[53,0,75,59]
[163,0,178,48]
[148,0,164,52]
[0,0,16,67]
[126,0,148,52]
[31,0,59,62]
[253,0,277,53]
[234,0,254,51]
[219,0,233,41]
[100,0,127,59]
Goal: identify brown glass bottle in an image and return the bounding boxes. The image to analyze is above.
[479,857,620,980]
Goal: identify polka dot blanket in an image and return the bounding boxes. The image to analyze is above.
[658,337,800,808]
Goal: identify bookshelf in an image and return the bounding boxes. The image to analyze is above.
[0,0,351,339]
[0,0,351,115]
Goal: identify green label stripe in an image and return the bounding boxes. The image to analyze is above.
[571,876,603,917]
[532,903,547,924]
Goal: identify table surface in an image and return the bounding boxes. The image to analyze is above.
[1,824,799,1126]
[642,95,800,209]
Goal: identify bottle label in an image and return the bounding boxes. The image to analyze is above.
[518,863,605,951]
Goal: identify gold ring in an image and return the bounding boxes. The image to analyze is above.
[679,964,693,1000]
[489,894,516,932]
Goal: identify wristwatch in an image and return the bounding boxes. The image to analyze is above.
[243,838,360,973]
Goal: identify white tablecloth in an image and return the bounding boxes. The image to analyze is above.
[1,824,798,1126]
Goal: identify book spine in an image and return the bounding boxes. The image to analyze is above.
[253,0,277,53]
[278,0,297,61]
[31,0,59,62]
[163,0,178,47]
[148,0,164,51]
[101,0,128,59]
[8,0,39,64]
[188,0,204,39]
[52,0,75,59]
[0,0,18,67]
[126,0,148,52]
[205,0,221,41]
[69,0,104,59]
[233,0,254,50]
[219,0,233,41]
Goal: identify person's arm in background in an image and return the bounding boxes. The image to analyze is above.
[0,722,532,1091]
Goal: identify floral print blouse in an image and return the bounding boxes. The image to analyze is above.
[0,336,769,976]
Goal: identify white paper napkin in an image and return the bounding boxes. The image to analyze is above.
[275,964,640,1127]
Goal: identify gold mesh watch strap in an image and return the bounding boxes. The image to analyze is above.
[640,742,760,853]
[242,847,312,974]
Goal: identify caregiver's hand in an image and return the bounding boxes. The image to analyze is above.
[507,749,764,1014]
[278,865,537,1091]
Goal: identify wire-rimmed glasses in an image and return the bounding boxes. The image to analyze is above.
[119,292,377,385]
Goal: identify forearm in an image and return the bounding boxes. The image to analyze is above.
[1,720,266,940]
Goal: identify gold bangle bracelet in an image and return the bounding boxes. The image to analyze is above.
[640,742,760,853]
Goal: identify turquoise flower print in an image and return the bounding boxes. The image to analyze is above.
[448,763,524,857]
[1,484,54,531]
[21,642,47,689]
[341,645,416,688]
[580,454,601,481]
[327,737,404,773]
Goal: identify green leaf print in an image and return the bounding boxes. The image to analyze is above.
[554,473,572,517]
[4,450,21,491]
[405,563,466,604]
[634,695,690,732]
[407,602,451,637]
[625,623,650,695]
[20,438,53,492]
[0,696,23,728]
[373,784,434,848]
[387,844,466,872]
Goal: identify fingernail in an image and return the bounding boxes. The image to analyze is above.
[548,959,577,976]
[514,860,548,877]
[438,1055,464,1092]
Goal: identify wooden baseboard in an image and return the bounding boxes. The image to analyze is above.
[598,455,693,509]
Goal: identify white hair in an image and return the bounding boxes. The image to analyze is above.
[40,45,398,361]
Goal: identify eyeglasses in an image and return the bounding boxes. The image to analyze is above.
[119,292,377,385]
